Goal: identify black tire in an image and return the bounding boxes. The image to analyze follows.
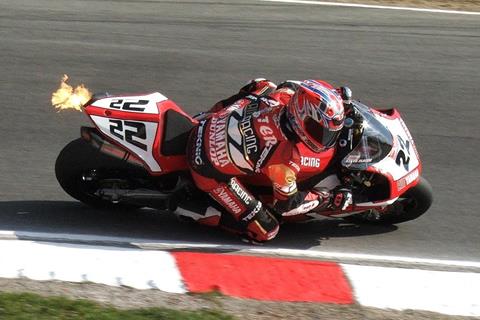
[345,177,433,225]
[55,138,142,210]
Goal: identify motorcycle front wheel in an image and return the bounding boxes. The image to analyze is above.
[345,177,433,225]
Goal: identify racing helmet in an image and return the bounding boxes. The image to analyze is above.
[286,80,345,152]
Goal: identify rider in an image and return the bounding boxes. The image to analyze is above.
[178,78,353,243]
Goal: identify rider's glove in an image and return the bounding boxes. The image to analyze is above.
[239,78,277,97]
[274,189,330,217]
[330,187,353,210]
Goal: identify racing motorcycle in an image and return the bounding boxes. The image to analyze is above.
[55,91,433,225]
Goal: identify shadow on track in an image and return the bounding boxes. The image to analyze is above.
[0,201,397,250]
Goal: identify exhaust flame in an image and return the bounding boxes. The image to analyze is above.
[51,75,92,112]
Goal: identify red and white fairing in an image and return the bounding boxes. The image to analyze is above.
[83,90,422,217]
[291,104,422,218]
[373,109,421,194]
[84,92,195,174]
[354,108,422,209]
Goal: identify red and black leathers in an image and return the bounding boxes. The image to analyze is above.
[185,79,345,242]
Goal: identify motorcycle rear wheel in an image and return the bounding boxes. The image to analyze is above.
[55,138,144,210]
[345,177,433,225]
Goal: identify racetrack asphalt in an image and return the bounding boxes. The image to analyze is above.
[1,0,479,261]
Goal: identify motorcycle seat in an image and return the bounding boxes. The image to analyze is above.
[161,109,195,156]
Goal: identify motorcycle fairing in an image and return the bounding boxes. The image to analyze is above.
[89,115,162,171]
[336,103,422,209]
[84,92,196,175]
[371,108,421,198]
[90,92,166,114]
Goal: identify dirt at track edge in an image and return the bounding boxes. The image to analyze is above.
[1,278,478,320]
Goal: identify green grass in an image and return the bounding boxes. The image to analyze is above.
[0,292,235,320]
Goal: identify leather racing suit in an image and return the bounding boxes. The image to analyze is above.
[179,79,350,242]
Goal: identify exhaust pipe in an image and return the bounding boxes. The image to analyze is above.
[81,126,145,168]
[96,188,177,211]
[94,177,191,211]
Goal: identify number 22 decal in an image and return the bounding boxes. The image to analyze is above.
[109,99,149,112]
[109,120,147,151]
[395,135,410,171]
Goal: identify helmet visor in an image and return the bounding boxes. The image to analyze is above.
[305,117,341,149]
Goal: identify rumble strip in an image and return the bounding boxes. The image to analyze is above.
[0,239,480,316]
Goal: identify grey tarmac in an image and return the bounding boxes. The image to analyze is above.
[0,0,479,317]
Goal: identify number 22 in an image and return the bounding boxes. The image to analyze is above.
[395,135,411,170]
[109,120,147,151]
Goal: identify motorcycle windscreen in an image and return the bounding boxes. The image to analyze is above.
[341,104,393,170]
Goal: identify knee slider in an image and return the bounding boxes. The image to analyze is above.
[241,201,279,242]
[239,200,263,226]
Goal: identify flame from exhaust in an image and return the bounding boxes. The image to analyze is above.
[51,75,92,112]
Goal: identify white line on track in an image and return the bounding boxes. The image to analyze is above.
[2,230,480,270]
[258,0,480,15]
